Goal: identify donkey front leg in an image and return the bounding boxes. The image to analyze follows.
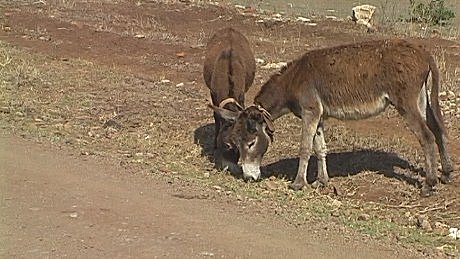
[312,121,329,188]
[289,110,321,191]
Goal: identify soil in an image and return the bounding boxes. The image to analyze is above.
[0,0,459,257]
[1,133,417,258]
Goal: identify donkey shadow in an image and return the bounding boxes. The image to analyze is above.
[194,123,423,187]
[193,123,244,179]
[194,123,215,163]
[262,150,423,187]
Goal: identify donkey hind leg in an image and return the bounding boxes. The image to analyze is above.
[312,121,329,188]
[289,110,321,191]
[425,102,454,184]
[398,103,438,197]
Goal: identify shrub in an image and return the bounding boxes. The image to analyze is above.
[408,0,455,26]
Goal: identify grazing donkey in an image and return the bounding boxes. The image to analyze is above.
[203,27,256,171]
[211,39,454,196]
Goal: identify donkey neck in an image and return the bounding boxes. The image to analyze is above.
[254,78,290,120]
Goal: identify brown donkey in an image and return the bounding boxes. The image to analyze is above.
[211,39,454,196]
[203,27,256,172]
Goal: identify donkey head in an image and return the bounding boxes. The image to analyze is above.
[210,104,274,181]
[213,98,243,173]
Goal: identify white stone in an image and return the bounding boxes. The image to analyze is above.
[449,227,459,239]
[352,4,376,28]
[261,62,288,70]
[296,16,311,23]
[255,58,266,65]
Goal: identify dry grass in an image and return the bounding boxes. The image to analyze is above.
[1,40,458,256]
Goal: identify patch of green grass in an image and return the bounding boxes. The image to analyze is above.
[345,215,453,247]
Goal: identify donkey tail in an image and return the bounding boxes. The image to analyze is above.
[427,54,447,136]
[427,53,455,179]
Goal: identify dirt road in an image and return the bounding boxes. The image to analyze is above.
[0,134,417,258]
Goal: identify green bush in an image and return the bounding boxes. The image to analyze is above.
[409,0,455,26]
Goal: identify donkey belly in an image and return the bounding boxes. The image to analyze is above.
[323,94,390,120]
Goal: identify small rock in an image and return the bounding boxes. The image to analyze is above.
[434,222,449,234]
[331,199,342,207]
[261,62,288,70]
[39,35,51,41]
[439,91,448,99]
[296,16,311,23]
[160,79,171,84]
[176,52,186,58]
[71,21,84,29]
[265,180,279,190]
[449,227,459,239]
[203,172,210,178]
[212,185,222,190]
[0,107,10,113]
[69,212,78,218]
[352,4,376,30]
[331,210,340,217]
[176,82,184,87]
[234,4,245,9]
[325,15,337,20]
[417,215,432,231]
[255,58,265,65]
[15,111,25,117]
[357,213,370,221]
[103,119,122,129]
[134,34,145,39]
[306,23,317,26]
[200,251,215,257]
[436,244,449,251]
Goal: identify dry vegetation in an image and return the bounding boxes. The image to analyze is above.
[1,0,459,257]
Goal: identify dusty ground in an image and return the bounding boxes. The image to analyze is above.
[0,0,460,257]
[1,134,421,258]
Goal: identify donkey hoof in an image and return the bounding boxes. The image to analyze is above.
[420,185,435,197]
[289,182,306,191]
[311,180,328,189]
[440,174,452,184]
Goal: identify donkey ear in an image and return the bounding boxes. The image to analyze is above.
[208,104,239,122]
[263,115,275,134]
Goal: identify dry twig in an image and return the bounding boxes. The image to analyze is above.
[418,199,456,214]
